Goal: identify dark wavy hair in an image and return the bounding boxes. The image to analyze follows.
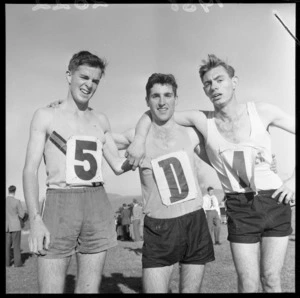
[68,51,107,75]
[146,73,178,99]
[199,54,235,81]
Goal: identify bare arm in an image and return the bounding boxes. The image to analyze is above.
[111,128,135,150]
[257,102,295,204]
[126,109,207,170]
[257,102,295,133]
[23,108,51,254]
[188,127,212,167]
[125,111,152,170]
[99,114,132,175]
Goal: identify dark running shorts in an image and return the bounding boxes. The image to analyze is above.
[142,208,215,268]
[225,189,292,243]
[40,186,118,259]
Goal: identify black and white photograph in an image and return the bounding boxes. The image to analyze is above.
[6,3,295,294]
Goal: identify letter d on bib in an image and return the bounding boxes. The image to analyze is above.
[151,151,198,206]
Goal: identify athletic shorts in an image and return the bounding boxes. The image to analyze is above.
[142,208,215,268]
[40,185,118,259]
[225,189,292,243]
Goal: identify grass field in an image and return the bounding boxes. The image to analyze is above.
[6,208,295,293]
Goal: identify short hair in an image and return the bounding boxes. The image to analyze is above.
[207,186,214,192]
[145,73,178,99]
[8,185,16,193]
[68,51,107,75]
[199,54,235,81]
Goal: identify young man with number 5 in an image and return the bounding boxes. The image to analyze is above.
[23,51,131,293]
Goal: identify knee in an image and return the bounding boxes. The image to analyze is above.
[261,272,281,292]
[238,275,259,293]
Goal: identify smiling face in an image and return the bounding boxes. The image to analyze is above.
[66,64,102,106]
[147,83,177,124]
[202,66,237,108]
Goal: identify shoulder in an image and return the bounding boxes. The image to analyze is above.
[253,101,284,122]
[91,109,111,132]
[31,107,55,130]
[253,101,282,115]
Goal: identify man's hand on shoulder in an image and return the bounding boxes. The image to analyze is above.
[46,99,65,108]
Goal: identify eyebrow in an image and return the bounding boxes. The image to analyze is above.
[203,75,225,84]
[151,92,173,96]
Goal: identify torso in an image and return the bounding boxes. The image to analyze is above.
[139,124,203,219]
[44,105,106,188]
[204,102,282,193]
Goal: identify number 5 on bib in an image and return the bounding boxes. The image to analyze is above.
[66,135,104,186]
[151,150,198,206]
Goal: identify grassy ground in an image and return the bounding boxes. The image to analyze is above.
[6,208,295,293]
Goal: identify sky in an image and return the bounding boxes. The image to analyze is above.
[6,3,295,201]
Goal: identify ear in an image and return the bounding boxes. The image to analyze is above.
[145,96,149,107]
[232,76,238,90]
[175,95,179,106]
[66,70,72,84]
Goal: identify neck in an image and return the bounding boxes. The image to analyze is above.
[214,97,246,121]
[65,92,89,113]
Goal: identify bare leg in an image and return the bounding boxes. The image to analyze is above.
[75,251,107,293]
[38,257,71,293]
[260,236,289,292]
[143,265,174,293]
[230,242,260,292]
[180,264,205,293]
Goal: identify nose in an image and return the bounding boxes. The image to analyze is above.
[158,96,166,106]
[85,79,93,89]
[211,81,218,91]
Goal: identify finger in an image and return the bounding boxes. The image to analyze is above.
[37,237,45,254]
[39,249,47,256]
[133,160,140,169]
[277,192,287,204]
[271,188,281,199]
[125,151,128,158]
[31,238,38,254]
[284,192,293,205]
[139,157,145,166]
[28,236,33,252]
[44,233,51,250]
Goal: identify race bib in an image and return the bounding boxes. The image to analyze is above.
[66,135,103,186]
[219,145,256,192]
[151,151,198,206]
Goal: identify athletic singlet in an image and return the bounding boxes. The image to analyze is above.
[44,106,105,188]
[205,101,282,193]
[139,125,202,219]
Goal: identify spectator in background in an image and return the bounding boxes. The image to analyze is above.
[6,185,27,267]
[131,199,143,241]
[202,187,222,245]
[120,203,132,241]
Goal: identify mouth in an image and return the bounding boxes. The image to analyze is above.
[212,93,222,100]
[157,107,168,113]
[80,88,91,95]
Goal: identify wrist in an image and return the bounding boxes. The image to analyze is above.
[134,134,146,143]
[30,212,42,222]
